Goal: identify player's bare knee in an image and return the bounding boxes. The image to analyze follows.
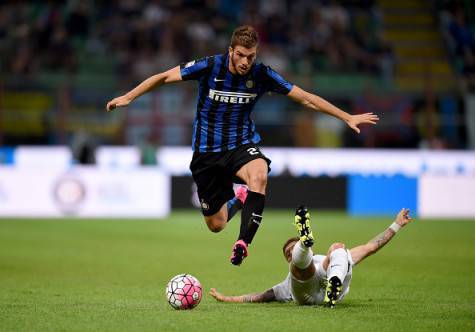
[249,171,267,191]
[207,222,225,233]
[327,242,346,255]
[205,217,226,233]
[209,226,224,233]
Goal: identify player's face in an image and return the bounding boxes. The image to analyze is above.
[284,241,297,263]
[229,45,257,75]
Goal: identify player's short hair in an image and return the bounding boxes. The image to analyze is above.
[282,237,299,257]
[230,25,259,49]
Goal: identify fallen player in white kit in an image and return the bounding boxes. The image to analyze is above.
[210,206,413,307]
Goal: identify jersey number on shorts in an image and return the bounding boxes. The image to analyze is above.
[247,147,260,156]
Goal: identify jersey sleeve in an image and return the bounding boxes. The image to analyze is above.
[271,275,293,302]
[263,66,294,94]
[180,56,212,81]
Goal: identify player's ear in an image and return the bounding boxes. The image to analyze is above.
[228,46,233,55]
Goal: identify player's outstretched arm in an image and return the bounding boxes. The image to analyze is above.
[287,85,379,133]
[106,66,182,111]
[349,208,413,265]
[209,288,276,303]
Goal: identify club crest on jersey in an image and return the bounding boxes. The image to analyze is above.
[209,89,257,104]
[246,80,254,88]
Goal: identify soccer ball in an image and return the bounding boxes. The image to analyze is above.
[165,274,202,310]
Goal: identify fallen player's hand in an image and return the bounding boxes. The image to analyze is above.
[346,113,379,134]
[106,95,131,111]
[395,208,413,227]
[209,288,226,302]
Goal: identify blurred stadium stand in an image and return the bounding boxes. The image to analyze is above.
[0,0,474,160]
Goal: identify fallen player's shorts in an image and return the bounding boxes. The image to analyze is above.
[290,250,354,305]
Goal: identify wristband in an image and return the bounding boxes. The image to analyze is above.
[389,222,401,233]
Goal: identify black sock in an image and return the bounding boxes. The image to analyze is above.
[238,191,265,244]
[226,197,243,222]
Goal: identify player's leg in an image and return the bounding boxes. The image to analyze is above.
[206,185,248,231]
[226,185,248,222]
[290,206,316,280]
[204,184,247,232]
[234,158,267,244]
[228,144,271,265]
[229,159,267,265]
[191,161,235,233]
[203,204,228,232]
[283,207,323,305]
[322,243,351,308]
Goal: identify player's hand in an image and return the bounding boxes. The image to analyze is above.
[395,208,413,227]
[209,288,227,302]
[346,113,379,134]
[106,95,132,111]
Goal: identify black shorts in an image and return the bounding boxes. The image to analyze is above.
[190,144,271,216]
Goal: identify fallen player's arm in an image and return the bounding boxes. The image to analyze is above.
[106,66,182,111]
[287,85,379,133]
[350,208,413,265]
[209,288,276,303]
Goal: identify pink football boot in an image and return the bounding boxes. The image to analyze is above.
[230,239,248,266]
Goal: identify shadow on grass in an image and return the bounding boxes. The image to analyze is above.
[205,298,380,311]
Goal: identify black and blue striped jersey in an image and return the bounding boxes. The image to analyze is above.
[180,53,293,152]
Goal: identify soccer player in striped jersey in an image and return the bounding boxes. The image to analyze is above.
[106,25,379,266]
[209,207,414,307]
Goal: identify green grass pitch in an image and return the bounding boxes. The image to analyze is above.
[1,210,474,331]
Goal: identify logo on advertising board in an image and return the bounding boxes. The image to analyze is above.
[53,177,86,215]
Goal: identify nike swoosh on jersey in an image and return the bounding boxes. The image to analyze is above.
[214,78,226,82]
